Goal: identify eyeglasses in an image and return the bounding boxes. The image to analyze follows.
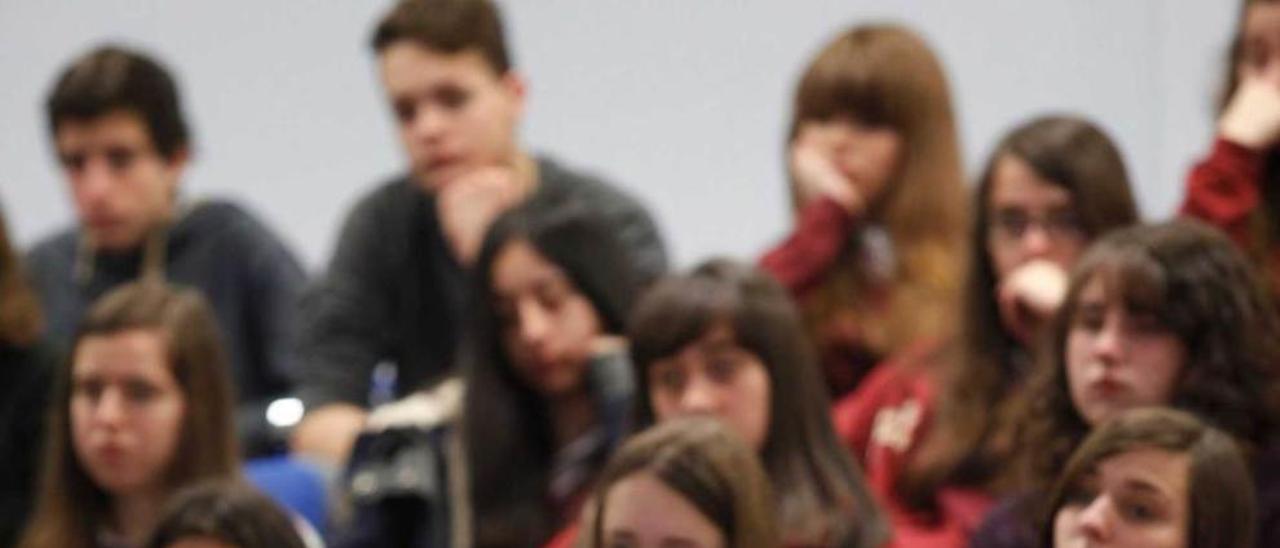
[988,208,1085,242]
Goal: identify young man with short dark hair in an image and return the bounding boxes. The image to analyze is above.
[27,45,306,457]
[292,0,667,464]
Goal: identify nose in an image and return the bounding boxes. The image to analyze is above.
[516,301,552,351]
[1020,224,1053,258]
[1075,495,1114,542]
[1091,318,1125,365]
[409,103,448,142]
[92,387,127,428]
[75,157,116,207]
[677,372,722,415]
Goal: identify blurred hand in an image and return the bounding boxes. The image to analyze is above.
[436,165,532,265]
[289,403,368,468]
[790,123,866,215]
[998,259,1069,345]
[1220,75,1280,150]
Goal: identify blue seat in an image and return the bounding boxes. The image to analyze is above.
[245,456,329,536]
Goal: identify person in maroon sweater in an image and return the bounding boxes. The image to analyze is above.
[759,24,968,398]
[833,116,1138,548]
[1183,0,1280,296]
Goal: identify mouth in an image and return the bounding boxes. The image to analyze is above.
[1088,376,1128,399]
[85,216,123,232]
[92,443,128,463]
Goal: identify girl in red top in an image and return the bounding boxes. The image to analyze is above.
[833,115,1139,547]
[1183,0,1280,293]
[761,24,968,398]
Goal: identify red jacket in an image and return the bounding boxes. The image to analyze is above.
[1182,137,1267,246]
[1181,137,1280,292]
[760,197,887,397]
[833,344,994,548]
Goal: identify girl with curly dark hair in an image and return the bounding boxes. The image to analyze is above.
[973,220,1280,548]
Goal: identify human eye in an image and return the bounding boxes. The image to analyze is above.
[536,282,572,312]
[392,99,416,125]
[1047,209,1084,238]
[72,378,104,401]
[124,380,160,403]
[436,85,471,111]
[60,152,87,173]
[706,354,741,383]
[992,209,1029,238]
[1073,304,1106,332]
[105,146,137,171]
[1117,496,1164,523]
[651,363,687,392]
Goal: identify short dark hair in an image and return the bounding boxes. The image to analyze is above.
[146,481,306,548]
[1042,408,1255,548]
[46,45,190,160]
[371,0,511,74]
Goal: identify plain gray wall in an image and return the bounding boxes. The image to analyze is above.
[0,1,1239,269]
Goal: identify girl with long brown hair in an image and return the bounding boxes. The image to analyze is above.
[333,201,651,548]
[1183,0,1280,297]
[832,115,1139,546]
[760,23,968,397]
[630,259,888,547]
[18,282,241,548]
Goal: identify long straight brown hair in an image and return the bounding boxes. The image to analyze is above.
[19,282,240,548]
[788,24,968,376]
[630,260,889,547]
[896,116,1138,511]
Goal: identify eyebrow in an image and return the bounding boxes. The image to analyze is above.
[1120,478,1173,499]
[661,537,705,548]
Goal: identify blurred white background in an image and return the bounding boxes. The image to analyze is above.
[0,1,1237,269]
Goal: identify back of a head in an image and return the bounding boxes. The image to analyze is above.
[587,417,778,548]
[371,0,511,74]
[145,481,306,548]
[46,45,189,160]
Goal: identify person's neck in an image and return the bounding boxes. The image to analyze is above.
[550,386,596,450]
[109,489,165,546]
[511,150,539,194]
